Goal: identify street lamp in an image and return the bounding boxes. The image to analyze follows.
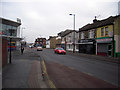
[69,14,75,53]
[9,29,15,64]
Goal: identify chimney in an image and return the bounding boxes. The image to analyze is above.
[93,16,97,23]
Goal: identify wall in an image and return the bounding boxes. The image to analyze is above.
[56,38,61,47]
[114,15,120,57]
[46,40,50,48]
[0,37,2,69]
[2,38,8,67]
[50,37,56,49]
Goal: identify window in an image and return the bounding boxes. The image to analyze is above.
[101,28,104,36]
[81,32,85,39]
[2,24,7,35]
[88,31,90,39]
[105,27,109,36]
[89,30,94,39]
[91,30,94,38]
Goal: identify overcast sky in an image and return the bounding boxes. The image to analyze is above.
[1,0,120,43]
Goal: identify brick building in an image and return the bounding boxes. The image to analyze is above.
[49,36,57,49]
[35,38,46,48]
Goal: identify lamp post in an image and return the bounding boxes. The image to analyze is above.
[9,29,15,64]
[69,14,75,53]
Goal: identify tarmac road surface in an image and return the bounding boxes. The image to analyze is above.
[34,48,119,88]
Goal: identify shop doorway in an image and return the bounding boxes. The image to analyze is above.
[108,44,112,56]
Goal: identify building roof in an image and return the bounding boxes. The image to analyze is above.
[79,15,120,32]
[1,17,21,27]
[58,29,78,37]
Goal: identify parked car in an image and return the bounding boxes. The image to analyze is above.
[29,45,34,48]
[37,46,43,51]
[54,48,66,55]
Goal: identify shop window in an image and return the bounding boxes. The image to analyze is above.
[2,24,7,35]
[101,28,104,36]
[76,44,79,49]
[68,45,70,49]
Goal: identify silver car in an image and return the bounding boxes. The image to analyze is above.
[37,46,43,51]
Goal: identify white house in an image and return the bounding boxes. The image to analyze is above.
[59,29,79,52]
[46,39,50,48]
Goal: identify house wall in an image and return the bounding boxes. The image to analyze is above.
[0,37,2,69]
[114,15,120,57]
[79,29,96,54]
[50,37,56,49]
[66,32,79,51]
[46,40,50,48]
[96,25,114,57]
[56,38,61,47]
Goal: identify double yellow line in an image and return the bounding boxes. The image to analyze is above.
[41,60,57,89]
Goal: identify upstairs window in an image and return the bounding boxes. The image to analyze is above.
[101,28,104,36]
[89,30,94,39]
[105,27,109,36]
[81,32,85,39]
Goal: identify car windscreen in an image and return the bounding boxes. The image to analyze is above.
[58,48,64,50]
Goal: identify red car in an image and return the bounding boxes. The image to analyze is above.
[54,48,66,55]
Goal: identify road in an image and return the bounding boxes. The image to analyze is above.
[34,48,119,88]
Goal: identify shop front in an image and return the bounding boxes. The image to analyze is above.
[78,39,96,54]
[96,37,113,57]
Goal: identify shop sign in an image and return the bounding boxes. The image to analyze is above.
[0,32,3,35]
[108,31,113,37]
[79,39,95,43]
[96,38,112,42]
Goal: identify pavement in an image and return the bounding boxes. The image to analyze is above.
[66,51,120,63]
[2,48,48,89]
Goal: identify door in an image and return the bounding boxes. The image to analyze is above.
[108,44,112,56]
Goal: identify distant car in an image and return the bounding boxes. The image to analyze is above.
[37,46,43,51]
[29,45,34,48]
[54,48,66,55]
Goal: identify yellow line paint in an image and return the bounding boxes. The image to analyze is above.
[68,66,75,70]
[41,60,57,89]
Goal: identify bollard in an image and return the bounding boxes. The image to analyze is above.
[42,72,45,81]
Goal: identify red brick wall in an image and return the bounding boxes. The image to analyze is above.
[2,38,8,67]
